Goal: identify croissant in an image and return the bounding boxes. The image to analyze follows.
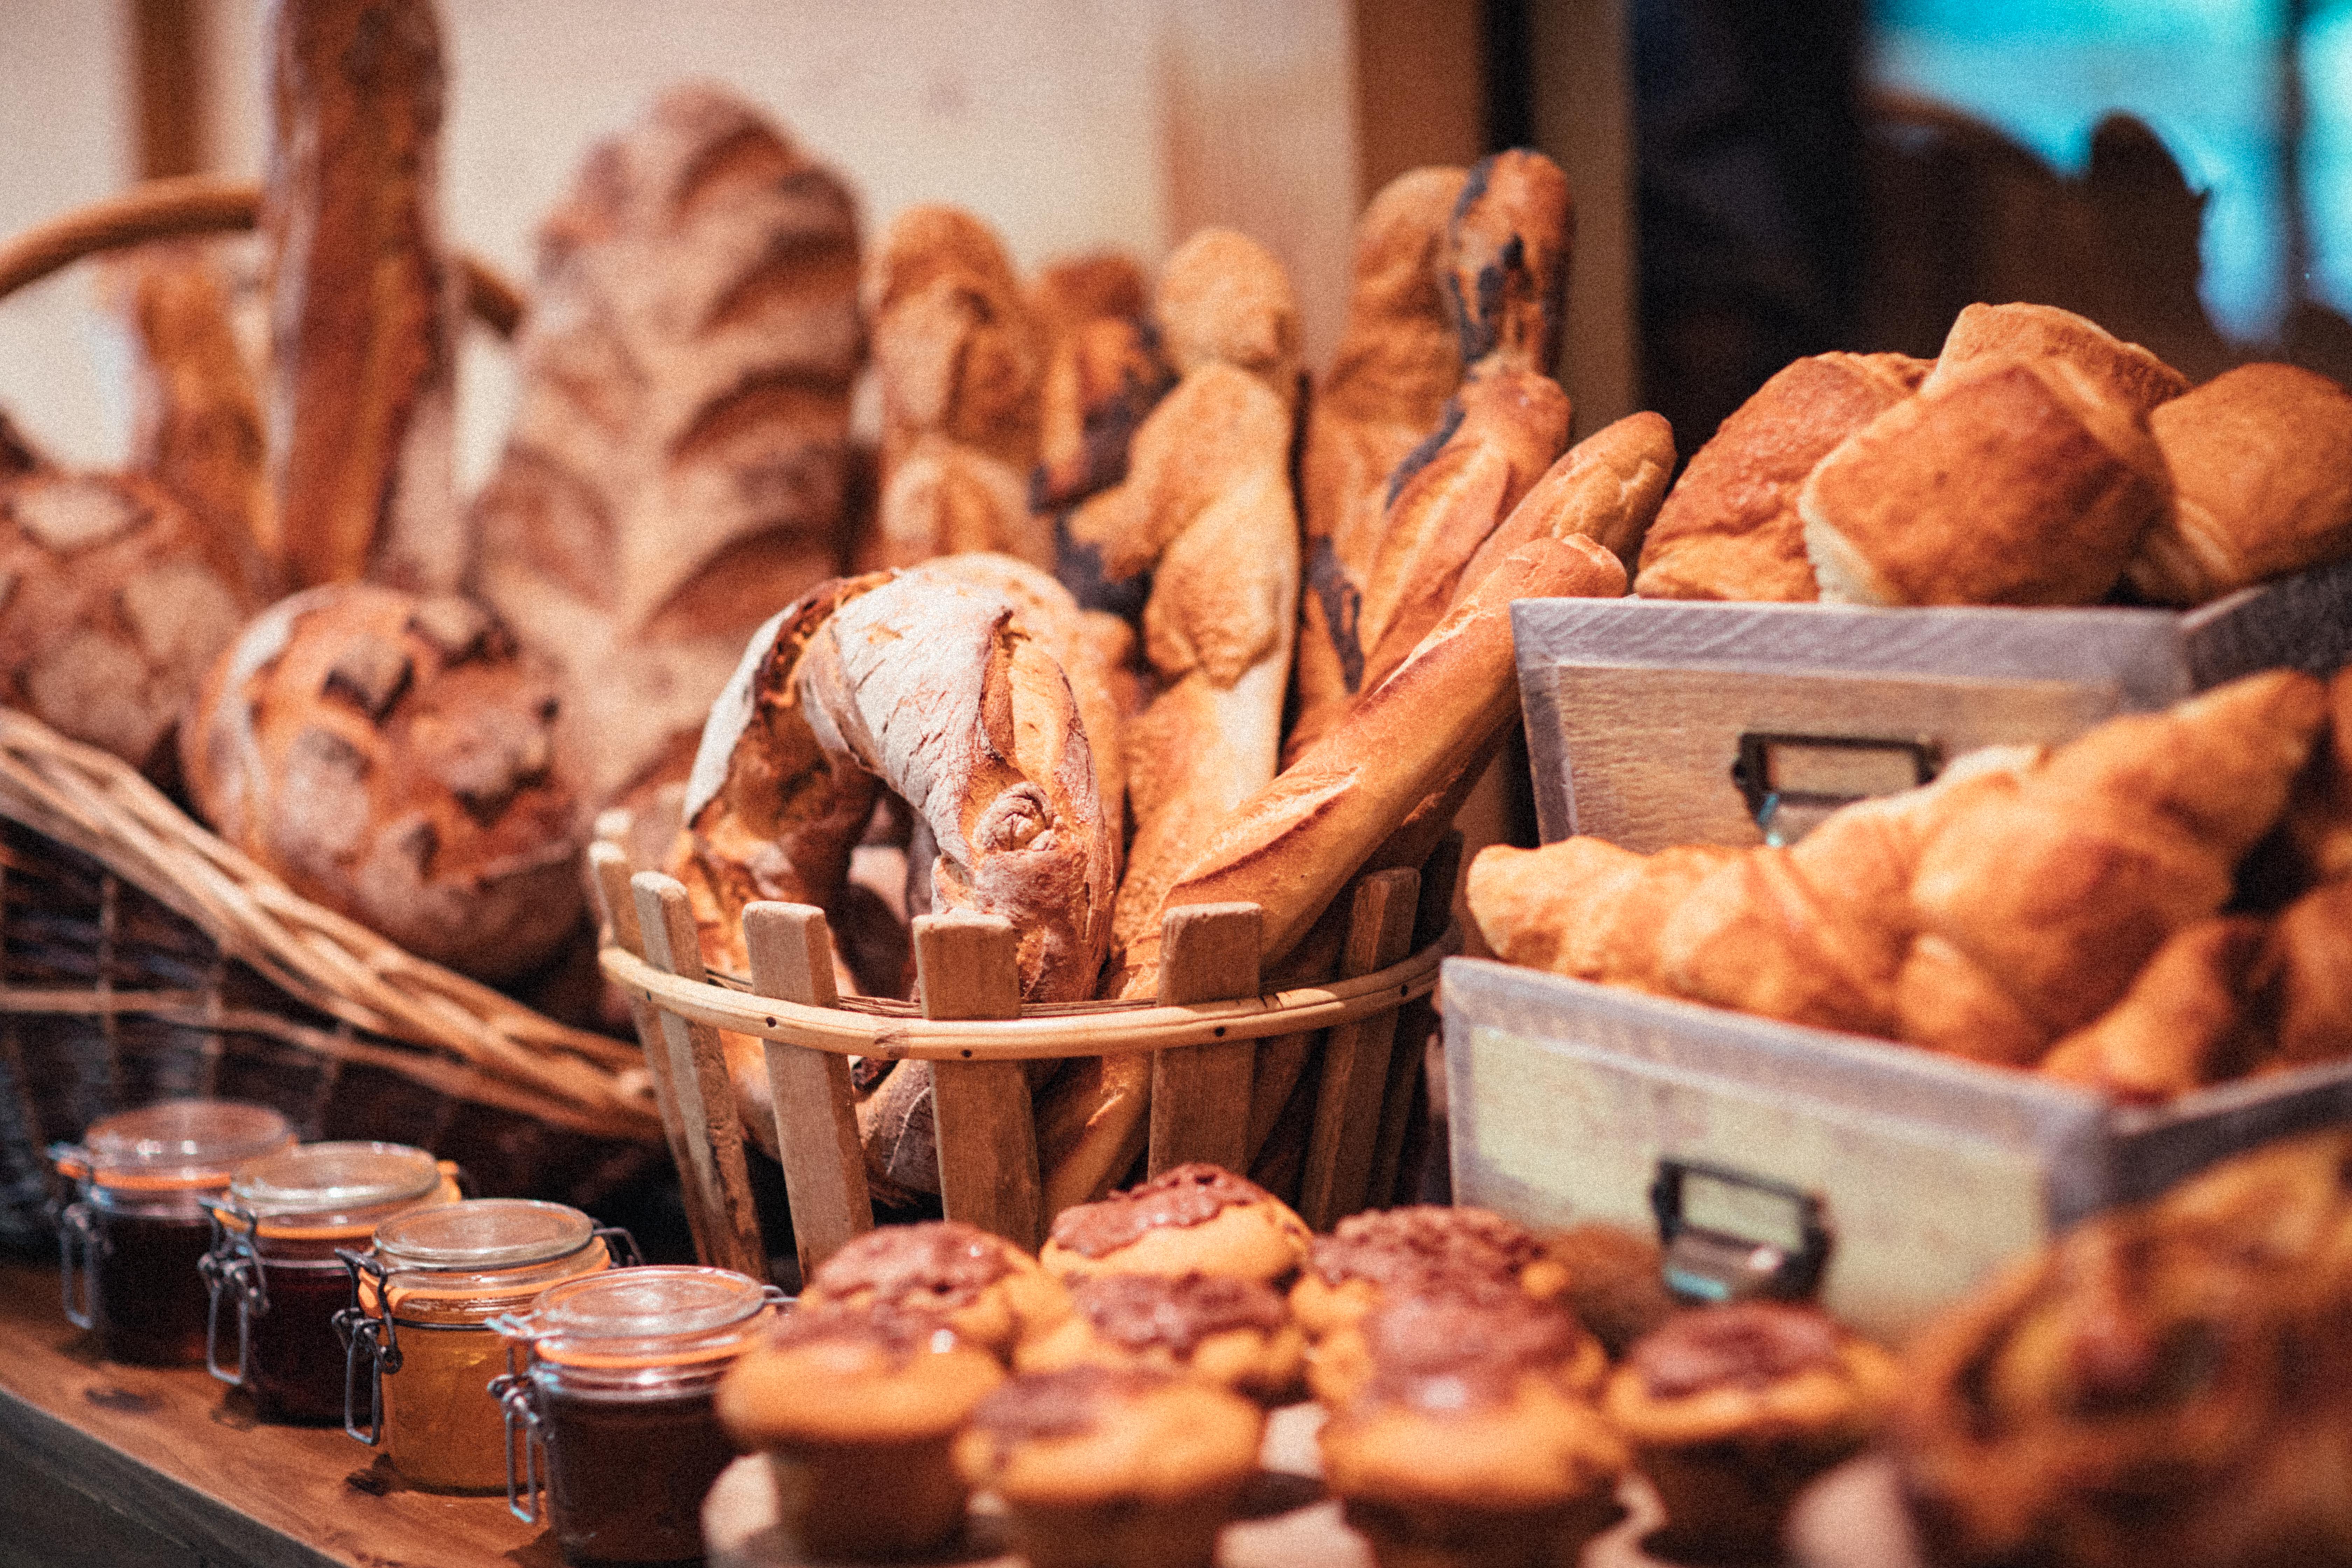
[2037,917,2270,1101]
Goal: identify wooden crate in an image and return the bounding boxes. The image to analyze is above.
[1443,957,2352,1340]
[1513,554,2352,852]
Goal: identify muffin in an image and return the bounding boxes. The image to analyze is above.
[954,1365,1265,1568]
[1318,1293,1630,1568]
[799,1219,1070,1361]
[1289,1205,1571,1341]
[1016,1270,1306,1399]
[1310,1287,1606,1408]
[1602,1301,1898,1557]
[716,1303,1005,1560]
[1040,1163,1311,1286]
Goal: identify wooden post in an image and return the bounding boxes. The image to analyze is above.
[1148,903,1261,1176]
[1369,831,1462,1205]
[915,912,1043,1250]
[629,872,768,1282]
[1298,867,1419,1230]
[742,901,873,1284]
[587,844,716,1266]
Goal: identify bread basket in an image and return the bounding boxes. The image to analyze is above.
[592,822,1456,1283]
[0,181,662,1249]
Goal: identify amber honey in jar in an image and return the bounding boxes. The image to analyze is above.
[341,1199,636,1492]
[203,1141,460,1424]
[53,1101,294,1365]
[491,1267,780,1566]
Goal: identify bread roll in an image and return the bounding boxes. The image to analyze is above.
[1924,301,2188,417]
[2127,363,2352,604]
[1801,357,2171,606]
[470,85,862,807]
[866,206,1052,569]
[184,585,584,982]
[0,467,254,774]
[1633,353,1925,602]
[262,0,459,592]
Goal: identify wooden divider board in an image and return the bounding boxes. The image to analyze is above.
[916,913,1044,1250]
[743,901,873,1285]
[1299,868,1418,1229]
[1149,903,1263,1176]
[630,873,769,1282]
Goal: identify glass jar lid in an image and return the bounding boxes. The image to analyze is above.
[227,1140,443,1225]
[58,1100,294,1189]
[509,1266,771,1362]
[374,1199,595,1272]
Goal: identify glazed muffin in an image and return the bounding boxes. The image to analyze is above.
[1602,1301,1899,1556]
[1889,1214,2350,1568]
[954,1364,1265,1568]
[716,1303,1005,1560]
[1290,1205,1571,1342]
[1318,1294,1631,1568]
[1310,1286,1606,1408]
[799,1219,1070,1360]
[1015,1270,1306,1400]
[1040,1163,1311,1286]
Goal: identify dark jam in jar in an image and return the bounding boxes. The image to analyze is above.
[88,1204,216,1366]
[245,1260,363,1425]
[539,1383,736,1566]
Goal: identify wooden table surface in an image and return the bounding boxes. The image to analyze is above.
[0,1257,551,1568]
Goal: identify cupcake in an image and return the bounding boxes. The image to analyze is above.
[1318,1293,1630,1568]
[799,1218,1070,1360]
[1290,1205,1572,1341]
[954,1365,1265,1568]
[716,1303,1005,1560]
[1310,1286,1606,1408]
[1040,1163,1311,1286]
[1602,1301,1898,1557]
[1015,1270,1306,1400]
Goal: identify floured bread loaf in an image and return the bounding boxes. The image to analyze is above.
[471,85,863,807]
[262,0,460,591]
[2128,363,2352,603]
[866,206,1052,569]
[1924,301,2188,416]
[1633,352,1925,601]
[183,584,585,982]
[1801,357,2171,606]
[0,450,254,775]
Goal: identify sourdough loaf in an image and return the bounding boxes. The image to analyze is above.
[470,85,863,807]
[182,584,585,982]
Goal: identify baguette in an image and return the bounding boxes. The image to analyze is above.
[1029,251,1167,518]
[262,0,459,591]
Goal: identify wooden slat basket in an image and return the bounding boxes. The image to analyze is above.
[591,826,1458,1283]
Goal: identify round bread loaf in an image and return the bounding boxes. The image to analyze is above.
[0,467,253,774]
[182,584,584,981]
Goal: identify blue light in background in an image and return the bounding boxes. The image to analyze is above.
[1871,0,2344,344]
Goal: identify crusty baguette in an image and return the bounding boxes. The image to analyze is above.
[1800,356,2170,607]
[1924,301,2187,417]
[1632,352,1924,602]
[262,0,458,592]
[1163,534,1626,974]
[1028,251,1168,519]
[1460,411,1676,588]
[2127,362,2352,604]
[1447,149,1573,375]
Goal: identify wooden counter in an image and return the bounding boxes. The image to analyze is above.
[0,1258,550,1568]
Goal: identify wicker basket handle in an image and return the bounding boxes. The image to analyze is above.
[0,174,525,337]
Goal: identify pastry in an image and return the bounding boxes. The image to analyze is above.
[470,84,862,806]
[1924,301,2189,417]
[262,0,459,591]
[1288,1205,1572,1342]
[1633,351,1926,602]
[1039,1163,1311,1286]
[182,584,584,982]
[798,1219,1070,1362]
[1545,1222,1682,1359]
[716,1302,1005,1560]
[2250,876,2352,1069]
[1318,1292,1630,1568]
[1014,1270,1304,1400]
[2038,917,2269,1099]
[954,1365,1265,1568]
[1602,1301,1899,1557]
[2129,362,2352,603]
[1308,1283,1606,1409]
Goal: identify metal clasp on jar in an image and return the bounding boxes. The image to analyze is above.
[50,1141,98,1331]
[200,1201,264,1386]
[335,1249,397,1445]
[488,1345,547,1526]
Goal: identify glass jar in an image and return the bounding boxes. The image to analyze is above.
[338,1199,638,1492]
[203,1141,460,1424]
[491,1267,782,1566]
[53,1101,294,1365]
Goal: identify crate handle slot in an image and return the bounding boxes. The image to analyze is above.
[1649,1156,1833,1304]
[1731,732,1939,845]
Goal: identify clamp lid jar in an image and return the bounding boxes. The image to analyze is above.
[340,1199,633,1493]
[53,1100,293,1366]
